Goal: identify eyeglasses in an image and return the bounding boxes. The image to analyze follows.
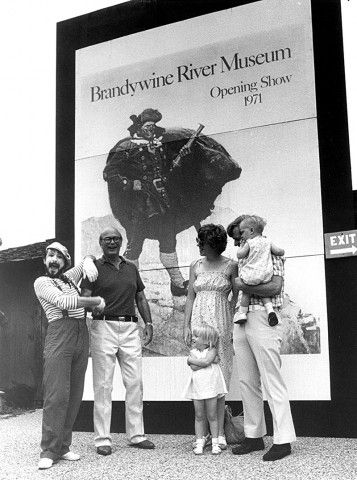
[102,236,122,245]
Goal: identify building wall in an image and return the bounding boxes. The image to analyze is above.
[0,259,47,407]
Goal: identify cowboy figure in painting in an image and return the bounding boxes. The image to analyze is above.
[103,108,241,296]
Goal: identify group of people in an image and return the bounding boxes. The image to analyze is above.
[33,214,296,470]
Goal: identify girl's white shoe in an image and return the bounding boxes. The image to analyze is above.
[192,433,211,449]
[193,438,205,455]
[218,435,227,450]
[211,438,222,455]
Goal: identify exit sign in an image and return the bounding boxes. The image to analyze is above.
[324,230,357,258]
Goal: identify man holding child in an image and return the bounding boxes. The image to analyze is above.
[227,215,296,461]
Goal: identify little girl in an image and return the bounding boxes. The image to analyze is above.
[235,215,284,326]
[183,322,227,455]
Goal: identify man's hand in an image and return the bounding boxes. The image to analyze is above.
[143,323,153,346]
[82,257,98,282]
[92,297,105,315]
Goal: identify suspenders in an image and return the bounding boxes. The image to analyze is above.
[51,276,82,319]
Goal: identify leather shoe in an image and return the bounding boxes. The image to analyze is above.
[130,439,155,449]
[268,312,279,327]
[232,437,265,455]
[263,443,291,461]
[96,446,112,456]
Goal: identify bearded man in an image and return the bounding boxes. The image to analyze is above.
[34,242,105,470]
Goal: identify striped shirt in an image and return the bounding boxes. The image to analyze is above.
[238,254,285,309]
[34,262,85,323]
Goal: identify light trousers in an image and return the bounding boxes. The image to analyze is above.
[233,309,296,444]
[90,320,146,446]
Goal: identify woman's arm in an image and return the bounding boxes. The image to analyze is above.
[229,261,239,314]
[188,347,217,368]
[183,261,197,346]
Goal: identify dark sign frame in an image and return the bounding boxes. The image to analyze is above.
[57,0,357,436]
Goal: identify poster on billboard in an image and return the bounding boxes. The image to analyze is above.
[75,0,330,401]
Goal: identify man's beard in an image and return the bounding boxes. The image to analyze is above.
[46,263,65,278]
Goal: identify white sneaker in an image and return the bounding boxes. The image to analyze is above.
[218,435,227,450]
[38,458,53,470]
[193,438,205,455]
[61,451,80,461]
[192,433,211,448]
[211,439,222,455]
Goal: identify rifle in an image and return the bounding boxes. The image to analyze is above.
[170,123,205,171]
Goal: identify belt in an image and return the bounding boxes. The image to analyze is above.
[248,305,266,312]
[95,315,138,322]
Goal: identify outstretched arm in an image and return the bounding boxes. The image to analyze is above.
[34,278,105,312]
[229,261,239,314]
[183,261,197,346]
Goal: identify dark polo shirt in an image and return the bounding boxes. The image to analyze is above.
[81,256,145,316]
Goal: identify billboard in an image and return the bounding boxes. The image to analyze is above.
[75,0,330,401]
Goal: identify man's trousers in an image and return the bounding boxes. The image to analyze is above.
[233,308,296,444]
[41,318,89,460]
[90,320,146,447]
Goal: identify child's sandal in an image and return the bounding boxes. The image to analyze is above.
[193,438,205,455]
[211,438,222,455]
[218,435,227,450]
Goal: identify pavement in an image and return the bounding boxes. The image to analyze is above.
[1,409,357,480]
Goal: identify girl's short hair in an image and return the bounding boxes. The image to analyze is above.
[197,224,227,254]
[192,322,219,348]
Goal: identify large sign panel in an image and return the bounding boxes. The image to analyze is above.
[75,0,330,400]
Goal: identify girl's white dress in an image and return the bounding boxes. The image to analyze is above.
[240,236,273,285]
[183,348,227,400]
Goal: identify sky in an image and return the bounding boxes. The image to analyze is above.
[0,0,355,250]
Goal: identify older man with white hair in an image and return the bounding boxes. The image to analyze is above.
[81,226,155,456]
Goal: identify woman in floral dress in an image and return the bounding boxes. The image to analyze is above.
[184,224,238,448]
